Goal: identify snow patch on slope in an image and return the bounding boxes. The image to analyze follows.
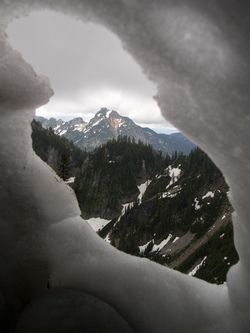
[188,256,207,277]
[166,165,181,188]
[194,197,202,210]
[106,110,112,118]
[139,234,173,253]
[86,217,111,232]
[202,191,215,199]
[138,180,151,204]
[152,234,172,252]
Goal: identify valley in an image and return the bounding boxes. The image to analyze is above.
[31,114,238,285]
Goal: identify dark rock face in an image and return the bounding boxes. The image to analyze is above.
[36,108,196,155]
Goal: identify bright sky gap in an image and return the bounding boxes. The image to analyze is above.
[7,10,178,134]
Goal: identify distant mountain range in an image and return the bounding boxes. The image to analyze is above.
[35,108,196,155]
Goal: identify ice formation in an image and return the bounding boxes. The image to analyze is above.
[0,0,250,332]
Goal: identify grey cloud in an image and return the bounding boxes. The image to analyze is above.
[7,10,156,100]
[7,9,169,128]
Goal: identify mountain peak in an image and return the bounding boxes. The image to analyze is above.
[96,107,109,118]
[36,110,196,154]
[95,108,122,120]
[108,110,120,119]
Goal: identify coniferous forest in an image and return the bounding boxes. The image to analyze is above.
[31,120,238,284]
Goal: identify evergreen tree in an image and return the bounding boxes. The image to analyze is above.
[58,154,71,181]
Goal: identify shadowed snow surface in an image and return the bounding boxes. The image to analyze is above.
[0,0,250,332]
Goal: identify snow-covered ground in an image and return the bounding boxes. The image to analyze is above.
[173,236,179,243]
[65,177,75,184]
[139,240,152,253]
[188,256,207,277]
[194,197,201,210]
[152,234,172,252]
[85,217,111,232]
[166,165,181,189]
[139,234,173,254]
[193,190,217,210]
[137,180,151,204]
[202,191,215,199]
[88,180,152,237]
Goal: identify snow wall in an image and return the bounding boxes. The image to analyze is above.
[0,0,249,332]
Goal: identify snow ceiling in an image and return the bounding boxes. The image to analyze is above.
[0,0,249,332]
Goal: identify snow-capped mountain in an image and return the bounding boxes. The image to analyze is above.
[35,108,196,155]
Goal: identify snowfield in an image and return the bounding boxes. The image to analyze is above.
[85,217,111,232]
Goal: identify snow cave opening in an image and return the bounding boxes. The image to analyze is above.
[1,1,250,332]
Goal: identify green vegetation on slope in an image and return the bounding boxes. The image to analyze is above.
[74,136,164,219]
[111,148,229,248]
[31,122,238,284]
[176,222,239,284]
[31,119,87,178]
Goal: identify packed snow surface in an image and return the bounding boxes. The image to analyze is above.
[1,0,250,332]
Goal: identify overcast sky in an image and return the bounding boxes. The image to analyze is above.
[6,10,177,134]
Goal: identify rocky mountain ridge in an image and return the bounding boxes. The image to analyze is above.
[35,107,196,155]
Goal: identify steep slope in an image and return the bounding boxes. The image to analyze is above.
[74,137,163,219]
[36,108,196,155]
[31,124,237,284]
[99,148,238,284]
[31,119,87,179]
